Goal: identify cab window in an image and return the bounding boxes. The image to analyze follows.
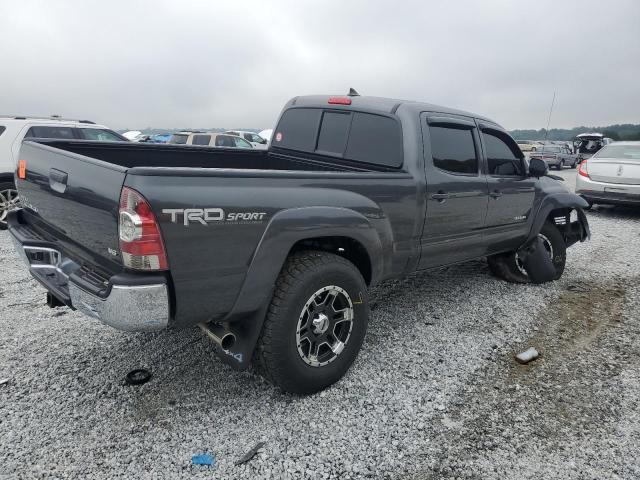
[482,131,525,176]
[429,126,478,175]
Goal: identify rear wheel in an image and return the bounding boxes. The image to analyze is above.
[487,222,566,284]
[254,251,369,394]
[0,182,19,230]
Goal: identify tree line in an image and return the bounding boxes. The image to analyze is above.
[510,124,640,141]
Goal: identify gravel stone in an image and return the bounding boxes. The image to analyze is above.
[1,170,639,478]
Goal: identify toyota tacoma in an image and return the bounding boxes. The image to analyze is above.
[8,92,590,393]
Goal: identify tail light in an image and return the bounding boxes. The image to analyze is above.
[578,160,590,178]
[118,187,168,270]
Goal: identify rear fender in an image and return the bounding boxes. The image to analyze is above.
[213,206,386,370]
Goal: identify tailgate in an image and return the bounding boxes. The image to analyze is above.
[15,140,126,271]
[588,159,640,185]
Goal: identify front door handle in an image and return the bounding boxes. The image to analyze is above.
[489,190,503,198]
[431,192,450,202]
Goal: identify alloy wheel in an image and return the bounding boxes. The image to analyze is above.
[0,188,19,226]
[296,285,354,367]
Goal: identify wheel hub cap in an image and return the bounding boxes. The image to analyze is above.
[296,285,355,367]
[0,188,20,225]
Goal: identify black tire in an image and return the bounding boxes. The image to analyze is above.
[0,181,19,231]
[487,222,566,284]
[254,251,369,394]
[570,161,577,169]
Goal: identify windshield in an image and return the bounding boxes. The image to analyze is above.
[593,145,640,161]
[169,134,189,144]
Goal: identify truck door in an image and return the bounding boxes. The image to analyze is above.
[478,124,536,252]
[418,114,489,269]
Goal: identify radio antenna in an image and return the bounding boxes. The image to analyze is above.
[543,91,556,144]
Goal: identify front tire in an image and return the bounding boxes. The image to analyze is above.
[0,182,19,231]
[254,251,369,394]
[487,222,566,284]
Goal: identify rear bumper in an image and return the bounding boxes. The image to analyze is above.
[576,176,640,206]
[8,210,170,331]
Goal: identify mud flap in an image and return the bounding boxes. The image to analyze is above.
[518,236,557,284]
[211,302,271,371]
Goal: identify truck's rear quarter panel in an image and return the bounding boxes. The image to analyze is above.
[126,169,419,327]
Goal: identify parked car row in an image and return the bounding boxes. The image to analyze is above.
[529,144,578,170]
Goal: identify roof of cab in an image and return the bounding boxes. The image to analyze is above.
[287,94,499,126]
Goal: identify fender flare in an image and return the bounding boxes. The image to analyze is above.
[229,205,386,319]
[213,206,387,371]
[525,192,590,244]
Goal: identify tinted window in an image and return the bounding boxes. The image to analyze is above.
[192,134,211,146]
[79,128,123,142]
[215,135,236,147]
[25,126,75,139]
[429,126,477,174]
[0,126,5,137]
[169,134,188,144]
[345,113,402,167]
[273,108,322,151]
[483,131,524,176]
[317,111,351,155]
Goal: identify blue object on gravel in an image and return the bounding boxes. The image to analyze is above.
[191,453,215,466]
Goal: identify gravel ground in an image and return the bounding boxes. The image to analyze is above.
[1,169,639,479]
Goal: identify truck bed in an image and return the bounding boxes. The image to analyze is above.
[32,139,377,172]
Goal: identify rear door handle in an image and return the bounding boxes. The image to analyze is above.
[49,168,68,194]
[489,190,503,198]
[431,192,450,202]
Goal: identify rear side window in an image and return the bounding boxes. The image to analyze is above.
[345,113,402,168]
[25,126,75,139]
[317,111,351,155]
[0,126,5,137]
[273,108,322,151]
[483,131,524,176]
[192,134,211,146]
[429,126,478,175]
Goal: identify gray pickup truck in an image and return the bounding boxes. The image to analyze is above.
[8,93,590,393]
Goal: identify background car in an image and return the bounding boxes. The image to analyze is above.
[529,144,578,170]
[224,130,268,149]
[515,140,539,152]
[574,133,614,162]
[0,115,127,229]
[576,142,640,208]
[185,132,253,148]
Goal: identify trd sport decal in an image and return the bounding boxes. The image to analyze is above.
[162,208,267,226]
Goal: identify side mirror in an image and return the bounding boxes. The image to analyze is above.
[528,158,548,178]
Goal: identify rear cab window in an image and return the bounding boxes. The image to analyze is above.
[272,107,403,169]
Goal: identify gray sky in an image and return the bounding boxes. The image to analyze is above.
[1,0,638,130]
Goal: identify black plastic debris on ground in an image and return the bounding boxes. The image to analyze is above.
[125,369,152,386]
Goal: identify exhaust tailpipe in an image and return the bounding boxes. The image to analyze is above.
[198,322,236,350]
